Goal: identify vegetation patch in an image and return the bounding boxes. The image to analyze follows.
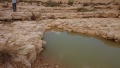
[0,0,10,2]
[2,4,9,8]
[31,12,36,20]
[83,2,90,6]
[67,0,74,6]
[118,6,120,10]
[44,0,60,7]
[48,15,55,19]
[77,7,95,12]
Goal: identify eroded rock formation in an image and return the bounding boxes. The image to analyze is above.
[0,1,120,68]
[0,18,120,67]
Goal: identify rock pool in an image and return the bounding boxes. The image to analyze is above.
[43,30,120,68]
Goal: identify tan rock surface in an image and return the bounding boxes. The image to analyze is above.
[0,1,120,68]
[0,21,46,68]
[47,18,120,42]
[0,18,120,68]
[18,0,120,3]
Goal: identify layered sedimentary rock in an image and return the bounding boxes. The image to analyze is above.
[0,4,119,21]
[19,0,120,3]
[0,1,120,68]
[47,19,120,42]
[0,18,120,67]
[0,21,46,68]
[0,11,119,21]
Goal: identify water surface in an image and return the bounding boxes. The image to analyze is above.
[43,30,120,68]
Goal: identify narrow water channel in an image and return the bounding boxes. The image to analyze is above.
[43,30,120,68]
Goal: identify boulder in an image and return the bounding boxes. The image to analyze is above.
[11,12,32,20]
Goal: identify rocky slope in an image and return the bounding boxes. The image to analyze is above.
[0,18,120,67]
[0,1,120,68]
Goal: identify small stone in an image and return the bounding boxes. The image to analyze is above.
[43,63,49,66]
[54,65,60,68]
[41,67,44,68]
[119,15,120,18]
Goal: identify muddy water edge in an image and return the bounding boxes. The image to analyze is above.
[42,29,120,68]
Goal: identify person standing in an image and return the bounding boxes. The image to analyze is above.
[12,0,17,12]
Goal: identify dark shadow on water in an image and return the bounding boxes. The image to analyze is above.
[45,28,120,48]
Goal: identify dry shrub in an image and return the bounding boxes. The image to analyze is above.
[2,2,9,8]
[59,1,63,4]
[2,5,8,8]
[19,0,24,2]
[31,12,36,20]
[67,0,74,6]
[31,12,41,20]
[118,6,120,10]
[48,15,55,19]
[0,0,10,2]
[114,2,119,5]
[45,0,60,7]
[0,12,1,17]
[77,7,94,12]
[83,2,89,6]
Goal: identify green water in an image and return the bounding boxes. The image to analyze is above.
[43,30,120,68]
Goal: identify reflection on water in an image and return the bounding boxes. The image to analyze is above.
[43,30,120,68]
